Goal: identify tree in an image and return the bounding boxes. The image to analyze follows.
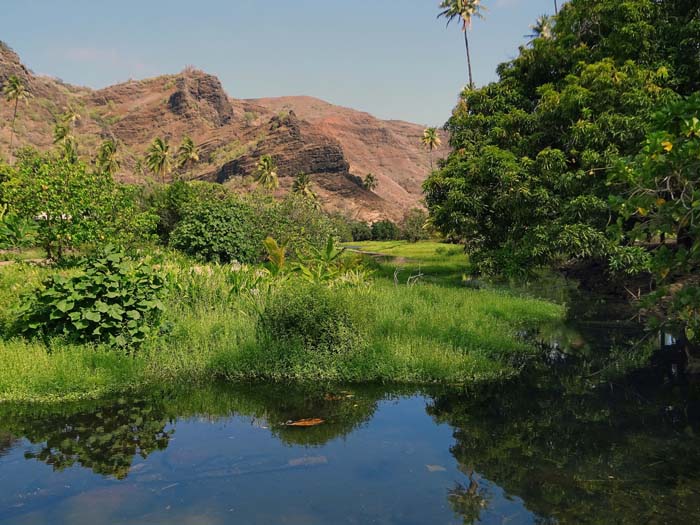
[363,173,378,192]
[554,1,559,14]
[256,154,279,190]
[611,94,700,339]
[176,135,199,174]
[146,137,172,183]
[438,0,486,88]
[401,208,430,242]
[424,0,688,276]
[1,151,156,259]
[526,15,553,45]
[2,75,30,157]
[292,172,318,201]
[96,140,120,176]
[422,127,442,171]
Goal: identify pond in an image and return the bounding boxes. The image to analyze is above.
[1,297,699,524]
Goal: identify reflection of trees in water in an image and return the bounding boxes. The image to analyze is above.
[448,473,491,525]
[0,399,172,480]
[0,383,387,479]
[0,431,17,458]
[428,358,700,524]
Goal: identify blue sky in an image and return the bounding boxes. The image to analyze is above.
[2,0,558,125]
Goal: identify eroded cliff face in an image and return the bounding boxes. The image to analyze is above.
[0,43,445,221]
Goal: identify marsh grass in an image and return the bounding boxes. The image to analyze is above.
[0,248,564,402]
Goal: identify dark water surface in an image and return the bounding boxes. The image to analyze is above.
[1,299,700,523]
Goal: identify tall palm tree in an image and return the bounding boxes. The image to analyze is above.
[146,137,172,183]
[526,15,553,45]
[438,0,486,88]
[256,154,279,190]
[2,75,30,156]
[422,127,442,170]
[554,1,559,15]
[176,135,199,171]
[96,140,120,175]
[363,173,378,192]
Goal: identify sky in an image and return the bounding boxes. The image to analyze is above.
[1,0,559,126]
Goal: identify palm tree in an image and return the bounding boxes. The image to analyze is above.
[438,0,486,88]
[554,1,559,15]
[256,154,279,190]
[527,15,553,45]
[2,75,30,156]
[176,135,199,172]
[146,137,172,183]
[363,173,378,192]
[292,172,319,203]
[422,127,442,171]
[96,140,120,175]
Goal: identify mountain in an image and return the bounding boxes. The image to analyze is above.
[0,42,447,221]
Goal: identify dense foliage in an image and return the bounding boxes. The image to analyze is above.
[257,283,367,357]
[169,196,261,263]
[1,150,156,259]
[18,247,166,348]
[371,220,400,241]
[613,95,700,337]
[425,0,698,275]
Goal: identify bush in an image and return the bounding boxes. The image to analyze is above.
[247,193,338,258]
[0,211,38,250]
[169,197,262,263]
[371,220,400,241]
[401,208,430,242]
[17,247,166,348]
[257,283,366,356]
[350,221,372,242]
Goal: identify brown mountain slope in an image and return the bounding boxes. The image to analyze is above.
[252,96,448,214]
[0,43,444,221]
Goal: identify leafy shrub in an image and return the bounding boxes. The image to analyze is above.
[257,283,366,356]
[350,221,372,242]
[401,208,430,242]
[169,197,262,263]
[247,193,338,257]
[0,212,38,250]
[17,246,166,348]
[371,220,400,241]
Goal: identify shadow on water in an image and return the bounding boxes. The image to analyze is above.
[1,286,699,523]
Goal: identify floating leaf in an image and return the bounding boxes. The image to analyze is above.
[286,418,325,427]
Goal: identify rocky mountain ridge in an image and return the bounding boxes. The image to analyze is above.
[0,42,447,221]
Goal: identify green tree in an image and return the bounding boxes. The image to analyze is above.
[526,15,553,45]
[146,137,172,183]
[1,151,155,259]
[176,135,199,175]
[424,0,687,276]
[438,0,486,88]
[611,94,700,339]
[363,173,378,192]
[256,154,279,191]
[401,208,430,242]
[421,127,442,171]
[3,75,30,157]
[95,140,120,176]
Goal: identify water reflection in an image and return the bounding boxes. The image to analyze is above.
[0,338,699,523]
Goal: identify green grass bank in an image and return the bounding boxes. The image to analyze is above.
[0,244,564,402]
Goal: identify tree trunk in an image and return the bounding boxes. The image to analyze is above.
[9,98,18,159]
[429,149,434,171]
[554,0,559,14]
[464,31,474,88]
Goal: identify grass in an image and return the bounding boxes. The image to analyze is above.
[0,245,564,402]
[344,240,468,285]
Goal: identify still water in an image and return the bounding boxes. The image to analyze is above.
[1,298,700,523]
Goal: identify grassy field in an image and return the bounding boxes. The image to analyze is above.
[0,245,564,402]
[344,240,468,285]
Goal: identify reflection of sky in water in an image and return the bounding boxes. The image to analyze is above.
[0,394,539,525]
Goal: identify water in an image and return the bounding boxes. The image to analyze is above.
[1,290,700,524]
